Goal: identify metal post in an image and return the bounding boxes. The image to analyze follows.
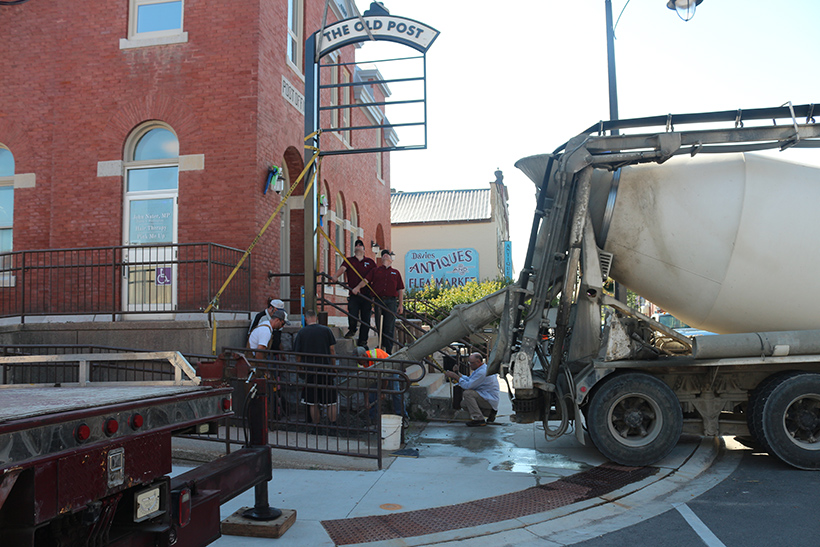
[604,0,619,134]
[303,32,319,313]
[242,377,282,521]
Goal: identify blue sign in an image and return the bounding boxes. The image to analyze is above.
[503,241,513,279]
[405,248,479,289]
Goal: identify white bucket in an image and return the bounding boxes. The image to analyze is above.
[381,414,402,451]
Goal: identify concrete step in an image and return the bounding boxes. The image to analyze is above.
[407,373,471,421]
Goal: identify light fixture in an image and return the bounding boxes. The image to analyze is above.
[666,0,702,22]
[263,165,286,195]
[319,194,328,217]
[371,240,380,255]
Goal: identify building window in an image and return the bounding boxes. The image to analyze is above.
[376,127,383,180]
[341,68,351,144]
[329,53,339,130]
[335,193,345,270]
[0,145,14,260]
[129,0,184,39]
[349,204,358,253]
[124,125,179,246]
[287,0,304,72]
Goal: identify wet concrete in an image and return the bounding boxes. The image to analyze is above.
[405,417,604,480]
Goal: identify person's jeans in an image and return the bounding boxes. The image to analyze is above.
[368,374,408,420]
[374,297,398,353]
[348,294,372,346]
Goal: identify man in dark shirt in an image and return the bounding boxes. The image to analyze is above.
[352,249,404,353]
[293,309,338,426]
[331,239,376,346]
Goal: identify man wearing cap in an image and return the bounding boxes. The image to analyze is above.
[331,239,376,346]
[444,352,499,426]
[248,298,288,351]
[247,309,287,360]
[351,249,404,353]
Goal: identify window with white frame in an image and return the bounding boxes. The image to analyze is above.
[0,145,14,263]
[123,125,179,246]
[128,0,184,40]
[329,53,339,130]
[335,193,345,269]
[341,68,351,144]
[376,127,383,180]
[349,204,358,252]
[287,0,304,71]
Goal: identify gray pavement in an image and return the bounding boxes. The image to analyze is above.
[186,390,735,547]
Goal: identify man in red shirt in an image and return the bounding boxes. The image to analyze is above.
[352,249,404,353]
[332,239,376,346]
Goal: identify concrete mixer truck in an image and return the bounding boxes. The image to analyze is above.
[391,102,820,470]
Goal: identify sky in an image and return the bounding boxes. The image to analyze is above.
[350,0,820,275]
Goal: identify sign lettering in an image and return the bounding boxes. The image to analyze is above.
[405,248,479,289]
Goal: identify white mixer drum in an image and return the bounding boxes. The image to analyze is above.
[590,153,820,334]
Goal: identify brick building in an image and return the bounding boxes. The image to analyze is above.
[0,0,392,320]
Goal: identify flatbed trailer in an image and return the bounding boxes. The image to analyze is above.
[0,352,271,547]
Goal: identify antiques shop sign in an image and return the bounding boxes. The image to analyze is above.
[406,248,478,288]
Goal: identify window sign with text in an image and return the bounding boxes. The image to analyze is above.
[405,248,479,289]
[129,198,174,244]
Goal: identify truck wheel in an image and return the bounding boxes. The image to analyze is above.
[755,372,820,470]
[747,371,796,448]
[587,372,682,467]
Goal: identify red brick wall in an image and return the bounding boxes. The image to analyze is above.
[1,0,393,314]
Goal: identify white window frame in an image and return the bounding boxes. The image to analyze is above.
[329,52,339,130]
[121,0,188,49]
[341,68,351,144]
[349,204,358,252]
[335,193,345,270]
[287,0,304,74]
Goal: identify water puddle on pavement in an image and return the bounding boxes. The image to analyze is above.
[405,423,591,476]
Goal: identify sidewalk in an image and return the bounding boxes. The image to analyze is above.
[202,391,728,547]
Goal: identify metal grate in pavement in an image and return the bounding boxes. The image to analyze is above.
[321,462,657,545]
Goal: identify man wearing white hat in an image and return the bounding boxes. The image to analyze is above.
[247,298,288,350]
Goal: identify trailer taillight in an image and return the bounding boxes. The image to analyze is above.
[177,487,191,527]
[75,423,91,443]
[221,397,232,411]
[130,413,144,430]
[104,418,119,436]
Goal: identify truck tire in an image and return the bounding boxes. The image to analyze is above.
[754,372,820,470]
[587,372,682,467]
[747,371,797,448]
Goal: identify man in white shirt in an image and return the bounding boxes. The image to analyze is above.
[444,352,500,427]
[247,309,287,360]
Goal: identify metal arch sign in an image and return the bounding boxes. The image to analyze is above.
[317,16,439,57]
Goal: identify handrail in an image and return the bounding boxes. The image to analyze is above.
[0,351,201,387]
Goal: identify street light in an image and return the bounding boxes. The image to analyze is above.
[667,0,703,22]
[604,0,705,131]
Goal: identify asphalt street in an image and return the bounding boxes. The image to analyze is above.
[577,442,820,547]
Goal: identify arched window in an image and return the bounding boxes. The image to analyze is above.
[0,145,15,256]
[335,193,345,269]
[122,124,179,312]
[124,125,179,245]
[349,203,358,252]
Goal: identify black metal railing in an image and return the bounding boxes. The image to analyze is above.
[221,347,417,468]
[0,243,252,322]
